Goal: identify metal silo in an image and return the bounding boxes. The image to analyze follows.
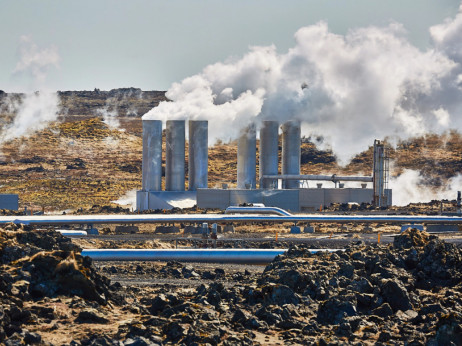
[281,120,301,189]
[188,120,208,190]
[166,120,185,191]
[141,120,162,191]
[237,124,257,189]
[259,121,279,188]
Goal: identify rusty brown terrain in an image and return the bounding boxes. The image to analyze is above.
[0,88,461,212]
[1,90,462,345]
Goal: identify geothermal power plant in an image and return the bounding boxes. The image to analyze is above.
[137,119,392,211]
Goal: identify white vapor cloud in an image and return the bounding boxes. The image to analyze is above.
[112,189,137,209]
[1,37,61,144]
[97,106,120,130]
[0,91,59,143]
[144,6,462,165]
[13,35,60,84]
[391,169,462,206]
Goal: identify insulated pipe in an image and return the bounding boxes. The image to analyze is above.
[262,174,373,183]
[57,230,88,236]
[81,248,341,264]
[237,124,257,189]
[3,214,462,225]
[225,206,292,216]
[142,120,162,191]
[281,121,301,189]
[259,121,279,188]
[188,120,208,190]
[166,120,185,191]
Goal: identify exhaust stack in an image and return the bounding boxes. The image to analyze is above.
[166,120,185,191]
[281,121,301,189]
[141,120,162,191]
[259,121,279,188]
[373,139,389,207]
[237,124,256,189]
[188,120,208,190]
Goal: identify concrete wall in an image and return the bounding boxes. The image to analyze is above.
[0,194,19,211]
[299,188,325,211]
[166,188,392,212]
[298,188,392,211]
[299,188,374,210]
[137,191,197,210]
[197,189,299,211]
[260,190,299,212]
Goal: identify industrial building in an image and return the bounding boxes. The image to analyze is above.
[0,194,19,211]
[137,119,392,212]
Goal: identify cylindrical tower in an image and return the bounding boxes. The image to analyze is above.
[373,139,388,207]
[188,120,208,191]
[141,120,162,191]
[281,120,301,189]
[166,120,185,191]
[237,124,256,189]
[259,121,279,188]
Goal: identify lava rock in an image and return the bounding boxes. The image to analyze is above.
[75,308,109,324]
[381,279,413,312]
[394,229,429,249]
[262,284,300,306]
[24,331,42,344]
[317,297,357,325]
[372,303,394,317]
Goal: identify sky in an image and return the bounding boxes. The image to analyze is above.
[0,0,460,92]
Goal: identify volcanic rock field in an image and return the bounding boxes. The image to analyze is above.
[1,90,462,344]
[0,225,461,345]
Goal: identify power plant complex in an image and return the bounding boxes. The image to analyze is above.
[136,119,392,211]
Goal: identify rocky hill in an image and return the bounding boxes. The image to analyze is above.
[0,88,168,118]
[0,89,461,211]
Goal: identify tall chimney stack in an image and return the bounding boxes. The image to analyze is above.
[188,120,208,190]
[259,121,279,188]
[141,120,162,191]
[165,120,185,191]
[281,120,301,189]
[237,123,256,189]
[373,139,388,207]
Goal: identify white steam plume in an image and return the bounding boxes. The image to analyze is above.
[144,6,462,164]
[97,106,120,130]
[1,36,61,144]
[0,91,59,143]
[13,36,60,85]
[391,169,462,206]
[96,89,143,130]
[112,189,137,209]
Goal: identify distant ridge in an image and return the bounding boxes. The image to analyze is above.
[0,88,168,117]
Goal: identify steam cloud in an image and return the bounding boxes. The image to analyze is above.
[97,106,120,130]
[0,92,60,143]
[144,5,462,165]
[0,36,61,145]
[391,170,462,206]
[13,36,60,84]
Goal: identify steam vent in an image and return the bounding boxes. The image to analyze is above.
[137,120,391,211]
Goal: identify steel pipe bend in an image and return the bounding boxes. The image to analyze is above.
[225,206,292,216]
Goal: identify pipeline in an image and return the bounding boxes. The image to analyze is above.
[3,213,462,226]
[262,174,373,183]
[225,206,292,216]
[81,248,341,264]
[57,230,88,236]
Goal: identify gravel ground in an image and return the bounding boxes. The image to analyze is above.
[95,261,265,288]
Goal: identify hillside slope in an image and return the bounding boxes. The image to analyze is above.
[0,89,460,210]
